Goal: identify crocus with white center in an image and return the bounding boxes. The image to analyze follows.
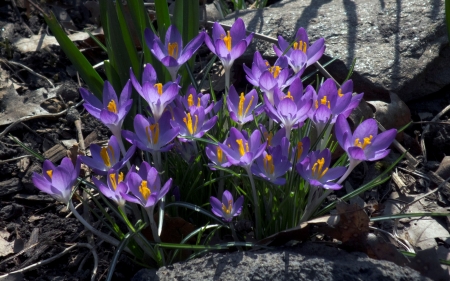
[80,80,133,137]
[273,27,325,69]
[227,85,259,128]
[210,190,244,222]
[296,149,346,190]
[335,114,397,184]
[32,157,81,204]
[145,26,205,81]
[80,135,136,175]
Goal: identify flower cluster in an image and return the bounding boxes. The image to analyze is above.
[32,17,397,253]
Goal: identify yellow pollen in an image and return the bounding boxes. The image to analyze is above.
[107,100,118,114]
[263,132,273,146]
[154,83,163,95]
[236,139,249,157]
[269,66,281,78]
[265,61,270,67]
[222,31,232,51]
[354,135,373,149]
[238,93,245,117]
[145,123,160,144]
[311,157,328,179]
[109,172,124,191]
[100,145,115,167]
[264,154,275,175]
[315,96,331,109]
[46,170,53,179]
[183,113,199,135]
[285,91,294,101]
[187,94,194,107]
[168,42,179,58]
[338,88,344,97]
[217,146,223,163]
[197,97,201,107]
[293,40,307,53]
[221,199,233,215]
[296,142,303,160]
[139,180,151,200]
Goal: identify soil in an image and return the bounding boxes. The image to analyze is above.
[0,1,449,281]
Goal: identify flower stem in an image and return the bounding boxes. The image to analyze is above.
[145,206,161,243]
[69,200,122,248]
[337,159,361,185]
[229,222,243,251]
[245,167,262,240]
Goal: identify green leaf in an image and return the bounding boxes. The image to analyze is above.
[155,0,171,39]
[43,12,103,99]
[370,212,450,222]
[446,0,450,43]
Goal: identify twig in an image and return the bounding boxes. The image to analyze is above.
[0,155,30,164]
[420,104,450,163]
[0,58,55,88]
[0,100,84,139]
[369,226,414,252]
[0,243,98,281]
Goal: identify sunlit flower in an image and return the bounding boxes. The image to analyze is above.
[204,19,253,71]
[173,85,214,114]
[80,81,133,136]
[296,149,346,190]
[218,128,267,169]
[122,111,180,153]
[273,27,325,69]
[32,157,81,204]
[210,190,244,222]
[92,169,128,207]
[251,145,291,185]
[227,85,259,127]
[130,64,158,97]
[145,26,205,81]
[80,135,136,175]
[121,161,172,208]
[139,80,180,122]
[205,141,231,169]
[171,106,218,141]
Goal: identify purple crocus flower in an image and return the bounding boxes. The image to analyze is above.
[307,79,363,136]
[334,114,397,184]
[122,111,180,153]
[292,136,311,164]
[204,18,253,72]
[218,128,267,169]
[80,81,133,137]
[140,81,180,122]
[273,27,325,69]
[251,145,291,185]
[173,85,214,114]
[205,142,231,169]
[32,157,81,204]
[145,26,205,81]
[244,52,293,89]
[264,79,313,139]
[227,85,259,128]
[130,64,158,97]
[91,169,128,207]
[335,115,397,163]
[210,190,244,222]
[120,161,172,208]
[296,149,346,190]
[80,135,136,175]
[171,106,218,141]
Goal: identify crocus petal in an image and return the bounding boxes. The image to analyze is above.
[100,110,119,125]
[102,81,119,109]
[80,88,103,109]
[348,146,367,160]
[306,38,325,66]
[335,114,352,147]
[352,119,378,142]
[32,173,53,194]
[210,196,223,217]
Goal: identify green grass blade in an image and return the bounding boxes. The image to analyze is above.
[155,0,171,39]
[116,0,140,76]
[400,251,450,266]
[446,0,450,43]
[165,202,227,226]
[316,151,406,216]
[8,135,45,161]
[370,212,450,222]
[43,12,103,99]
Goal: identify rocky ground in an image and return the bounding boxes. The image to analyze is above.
[0,0,449,280]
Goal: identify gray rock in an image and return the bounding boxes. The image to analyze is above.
[219,0,447,102]
[132,243,430,281]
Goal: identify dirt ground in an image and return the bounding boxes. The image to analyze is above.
[0,1,449,281]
